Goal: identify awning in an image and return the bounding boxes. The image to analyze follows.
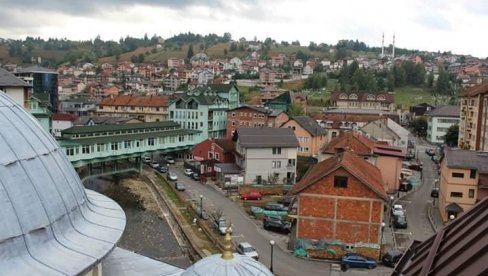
[446,202,464,213]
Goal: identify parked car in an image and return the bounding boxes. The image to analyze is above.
[158,164,168,173]
[143,156,152,164]
[425,148,435,156]
[405,151,415,161]
[382,250,404,268]
[174,182,185,191]
[277,196,293,207]
[393,214,408,229]
[167,171,178,181]
[165,155,175,164]
[391,204,405,216]
[150,161,160,169]
[191,172,200,181]
[432,155,440,164]
[196,207,209,220]
[341,252,377,270]
[236,242,259,260]
[213,217,231,235]
[431,187,439,198]
[264,202,288,212]
[263,215,291,234]
[183,168,193,176]
[240,191,262,200]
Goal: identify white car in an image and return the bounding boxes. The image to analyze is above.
[150,161,160,169]
[165,156,175,164]
[236,242,259,260]
[143,156,152,164]
[184,168,193,176]
[167,171,178,181]
[392,204,405,216]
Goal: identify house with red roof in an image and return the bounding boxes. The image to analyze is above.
[191,138,236,177]
[95,95,169,122]
[289,150,387,260]
[51,113,79,137]
[320,131,405,193]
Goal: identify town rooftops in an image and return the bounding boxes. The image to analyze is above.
[100,95,169,107]
[290,116,327,137]
[289,150,387,200]
[0,68,31,87]
[392,197,488,276]
[460,80,488,97]
[236,127,299,148]
[228,105,284,117]
[425,105,460,118]
[322,131,405,157]
[52,113,79,122]
[16,65,57,74]
[214,138,235,152]
[322,108,398,116]
[444,147,488,173]
[62,121,181,134]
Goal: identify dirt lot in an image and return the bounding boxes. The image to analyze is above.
[87,175,192,268]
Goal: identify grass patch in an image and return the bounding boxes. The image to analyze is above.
[155,174,184,207]
[394,86,434,108]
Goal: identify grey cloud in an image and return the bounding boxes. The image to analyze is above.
[1,0,258,15]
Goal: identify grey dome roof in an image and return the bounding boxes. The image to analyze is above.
[0,92,126,275]
[182,254,273,276]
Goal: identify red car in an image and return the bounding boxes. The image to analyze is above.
[240,191,263,200]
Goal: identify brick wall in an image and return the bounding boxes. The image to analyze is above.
[297,168,384,246]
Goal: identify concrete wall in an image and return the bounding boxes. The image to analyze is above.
[375,156,402,192]
[244,147,297,184]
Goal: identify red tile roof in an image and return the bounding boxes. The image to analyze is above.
[459,80,488,97]
[100,95,169,107]
[52,113,79,122]
[289,151,387,200]
[322,131,376,156]
[214,139,235,152]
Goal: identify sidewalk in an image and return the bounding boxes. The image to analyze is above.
[427,204,445,232]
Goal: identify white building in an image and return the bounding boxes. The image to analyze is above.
[426,105,460,144]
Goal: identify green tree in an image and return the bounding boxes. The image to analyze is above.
[387,72,395,91]
[410,117,428,137]
[427,72,434,88]
[435,66,451,95]
[187,44,194,60]
[377,77,386,91]
[444,124,459,147]
[288,103,305,116]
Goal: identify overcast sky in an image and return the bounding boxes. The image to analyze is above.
[1,0,487,58]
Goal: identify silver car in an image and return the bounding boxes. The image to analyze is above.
[236,242,259,260]
[167,171,178,181]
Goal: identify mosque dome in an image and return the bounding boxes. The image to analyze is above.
[0,92,126,275]
[182,229,273,276]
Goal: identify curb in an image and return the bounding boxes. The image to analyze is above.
[426,205,438,232]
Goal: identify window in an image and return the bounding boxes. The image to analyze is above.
[334,175,348,188]
[450,192,463,198]
[272,147,282,155]
[215,153,220,160]
[111,143,119,151]
[82,145,90,154]
[287,159,296,167]
[66,147,74,156]
[469,189,475,198]
[470,169,476,179]
[208,152,214,159]
[256,175,262,184]
[272,161,281,169]
[124,140,131,149]
[148,138,155,146]
[452,172,464,178]
[232,112,236,117]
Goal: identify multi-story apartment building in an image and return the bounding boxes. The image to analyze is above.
[426,105,460,144]
[95,95,170,122]
[281,116,327,158]
[226,105,289,138]
[458,82,488,150]
[167,58,185,69]
[234,128,298,185]
[169,87,230,142]
[438,148,488,222]
[15,65,59,112]
[259,68,276,85]
[60,97,97,117]
[329,91,396,112]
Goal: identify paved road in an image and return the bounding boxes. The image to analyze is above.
[394,138,437,249]
[163,165,393,276]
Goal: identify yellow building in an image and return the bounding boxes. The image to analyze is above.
[438,148,488,222]
[281,116,327,158]
[458,81,488,151]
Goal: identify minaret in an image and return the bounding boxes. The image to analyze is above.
[392,33,395,58]
[381,33,384,58]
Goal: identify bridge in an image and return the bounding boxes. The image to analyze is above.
[58,121,201,181]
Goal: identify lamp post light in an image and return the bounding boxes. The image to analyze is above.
[269,240,275,273]
[389,196,394,228]
[379,222,386,259]
[199,194,203,219]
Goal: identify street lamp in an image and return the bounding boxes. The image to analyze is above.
[269,240,275,273]
[199,194,203,219]
[389,196,394,228]
[379,222,386,259]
